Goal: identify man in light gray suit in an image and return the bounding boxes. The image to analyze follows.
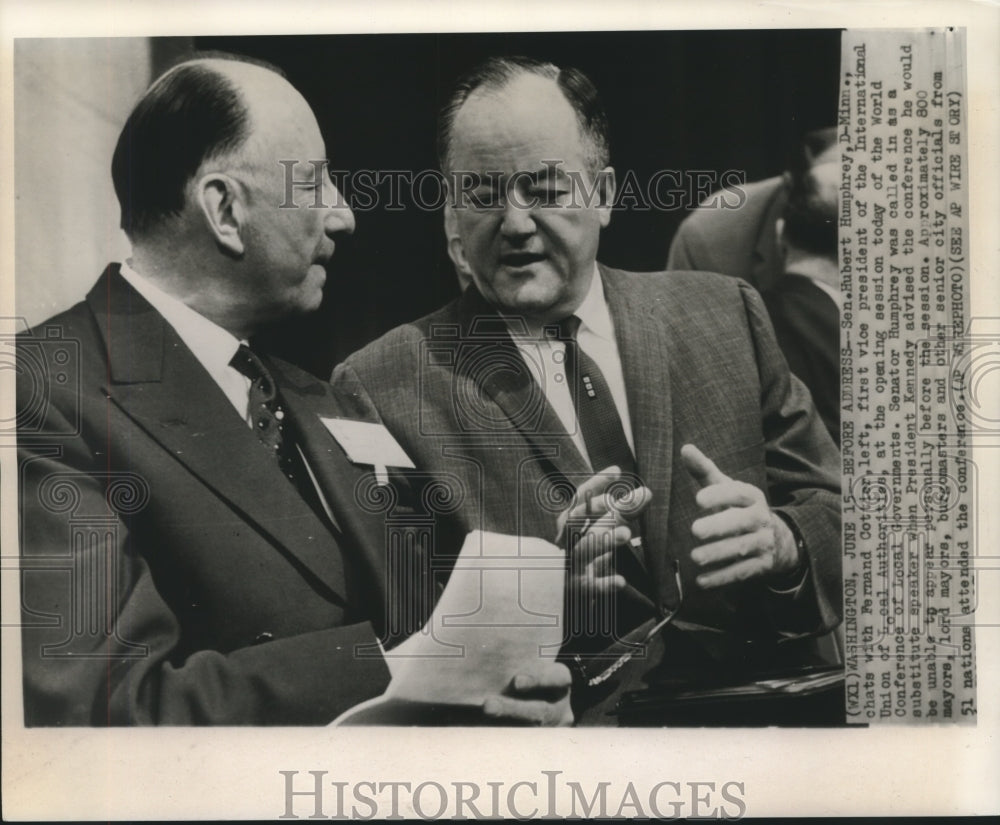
[333,56,842,723]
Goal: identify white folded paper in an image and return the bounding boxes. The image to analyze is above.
[333,530,565,725]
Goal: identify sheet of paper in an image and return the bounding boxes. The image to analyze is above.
[333,531,566,724]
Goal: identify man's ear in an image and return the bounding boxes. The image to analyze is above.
[595,166,616,228]
[444,203,474,289]
[194,173,245,256]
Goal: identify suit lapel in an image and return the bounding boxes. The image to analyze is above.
[602,265,674,580]
[88,267,350,601]
[270,358,391,612]
[455,287,590,480]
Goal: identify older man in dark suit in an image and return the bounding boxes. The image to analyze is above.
[333,57,843,722]
[17,55,575,725]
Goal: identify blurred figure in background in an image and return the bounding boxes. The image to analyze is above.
[764,155,841,446]
[667,127,838,293]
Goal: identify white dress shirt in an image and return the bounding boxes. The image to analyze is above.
[119,260,253,424]
[506,266,635,468]
[120,260,348,534]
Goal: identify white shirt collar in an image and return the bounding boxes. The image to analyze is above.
[118,259,245,385]
[573,264,615,342]
[501,263,612,340]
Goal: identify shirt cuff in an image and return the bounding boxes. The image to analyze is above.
[768,510,809,595]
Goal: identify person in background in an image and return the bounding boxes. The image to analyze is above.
[667,127,838,293]
[764,155,841,446]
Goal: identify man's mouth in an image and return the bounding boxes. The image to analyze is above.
[499,251,546,268]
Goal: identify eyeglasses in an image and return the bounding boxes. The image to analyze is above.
[570,562,684,688]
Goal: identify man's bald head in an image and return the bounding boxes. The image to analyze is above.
[438,55,610,177]
[111,54,296,238]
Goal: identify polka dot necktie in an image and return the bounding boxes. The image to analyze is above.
[230,344,287,457]
[229,344,326,522]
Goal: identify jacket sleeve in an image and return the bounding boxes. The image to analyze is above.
[18,399,391,726]
[737,280,843,637]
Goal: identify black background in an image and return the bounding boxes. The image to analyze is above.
[162,30,842,376]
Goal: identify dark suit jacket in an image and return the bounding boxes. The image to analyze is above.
[333,266,842,707]
[763,273,841,446]
[667,176,787,291]
[17,266,410,725]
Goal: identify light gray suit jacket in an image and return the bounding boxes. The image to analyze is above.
[333,266,841,707]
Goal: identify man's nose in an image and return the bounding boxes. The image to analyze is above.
[500,199,536,238]
[325,182,356,235]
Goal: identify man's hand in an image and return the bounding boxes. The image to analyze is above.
[554,466,653,596]
[482,661,574,726]
[680,444,802,588]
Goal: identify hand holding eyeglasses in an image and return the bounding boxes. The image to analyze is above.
[681,443,803,589]
[553,466,653,597]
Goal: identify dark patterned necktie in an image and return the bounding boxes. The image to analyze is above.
[229,345,326,520]
[230,344,286,456]
[557,315,636,478]
[557,316,656,665]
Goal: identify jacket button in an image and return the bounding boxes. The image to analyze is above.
[253,632,274,645]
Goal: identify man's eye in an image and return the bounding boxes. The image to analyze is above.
[469,189,502,208]
[532,186,569,203]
